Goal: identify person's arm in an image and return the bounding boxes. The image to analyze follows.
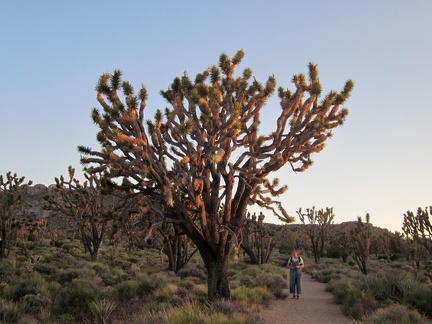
[298,258,305,269]
[287,258,293,270]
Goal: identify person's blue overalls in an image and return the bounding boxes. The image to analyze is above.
[288,251,303,298]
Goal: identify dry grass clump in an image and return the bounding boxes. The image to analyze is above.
[362,304,427,324]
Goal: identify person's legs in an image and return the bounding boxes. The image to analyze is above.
[297,271,302,296]
[289,271,296,297]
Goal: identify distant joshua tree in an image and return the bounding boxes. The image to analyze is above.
[45,166,130,261]
[241,211,293,264]
[0,172,32,258]
[403,206,432,256]
[79,49,353,300]
[297,206,335,263]
[351,213,371,275]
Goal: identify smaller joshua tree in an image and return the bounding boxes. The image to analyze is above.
[403,206,432,257]
[0,172,32,258]
[297,206,334,263]
[331,231,351,263]
[241,211,293,264]
[351,213,371,275]
[45,166,130,261]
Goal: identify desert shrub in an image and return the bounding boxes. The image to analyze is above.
[231,285,273,308]
[177,278,196,290]
[8,272,49,301]
[154,283,181,304]
[53,268,80,285]
[417,272,432,284]
[312,269,334,283]
[149,271,177,289]
[232,266,260,288]
[146,301,206,323]
[342,290,379,320]
[21,294,52,314]
[57,313,75,324]
[113,279,145,300]
[90,262,127,286]
[260,273,288,298]
[362,303,425,324]
[211,299,239,317]
[55,278,101,319]
[312,269,352,284]
[329,277,379,319]
[50,250,77,267]
[0,298,20,322]
[268,274,288,296]
[113,276,155,300]
[390,253,404,261]
[326,246,342,259]
[278,243,292,255]
[0,259,17,281]
[406,285,432,317]
[358,271,419,302]
[329,278,355,304]
[177,263,207,280]
[189,283,208,301]
[147,301,261,324]
[33,263,58,275]
[249,286,274,306]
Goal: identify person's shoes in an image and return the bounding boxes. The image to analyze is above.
[292,295,296,299]
[296,295,300,299]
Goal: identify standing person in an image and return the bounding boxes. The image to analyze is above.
[288,249,304,299]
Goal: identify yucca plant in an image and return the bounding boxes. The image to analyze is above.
[88,298,117,324]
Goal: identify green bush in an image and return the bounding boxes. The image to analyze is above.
[406,285,432,317]
[231,285,273,307]
[21,294,52,314]
[358,271,419,302]
[363,303,425,323]
[8,272,49,301]
[312,269,333,283]
[55,278,100,318]
[390,253,403,261]
[0,298,20,323]
[57,313,76,324]
[53,269,80,285]
[113,276,154,300]
[90,262,127,286]
[329,277,379,320]
[261,274,288,298]
[177,264,207,280]
[150,301,206,323]
[343,290,379,320]
[33,263,58,275]
[326,246,343,259]
[328,278,354,304]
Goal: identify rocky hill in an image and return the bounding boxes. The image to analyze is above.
[4,185,397,236]
[3,184,77,231]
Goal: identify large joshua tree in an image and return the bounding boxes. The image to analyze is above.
[79,49,353,301]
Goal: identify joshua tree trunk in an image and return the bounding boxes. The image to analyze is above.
[201,250,231,301]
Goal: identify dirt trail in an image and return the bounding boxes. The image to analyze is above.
[259,270,354,323]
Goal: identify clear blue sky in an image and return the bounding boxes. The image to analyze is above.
[1,1,431,232]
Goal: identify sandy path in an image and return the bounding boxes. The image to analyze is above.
[259,270,354,323]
